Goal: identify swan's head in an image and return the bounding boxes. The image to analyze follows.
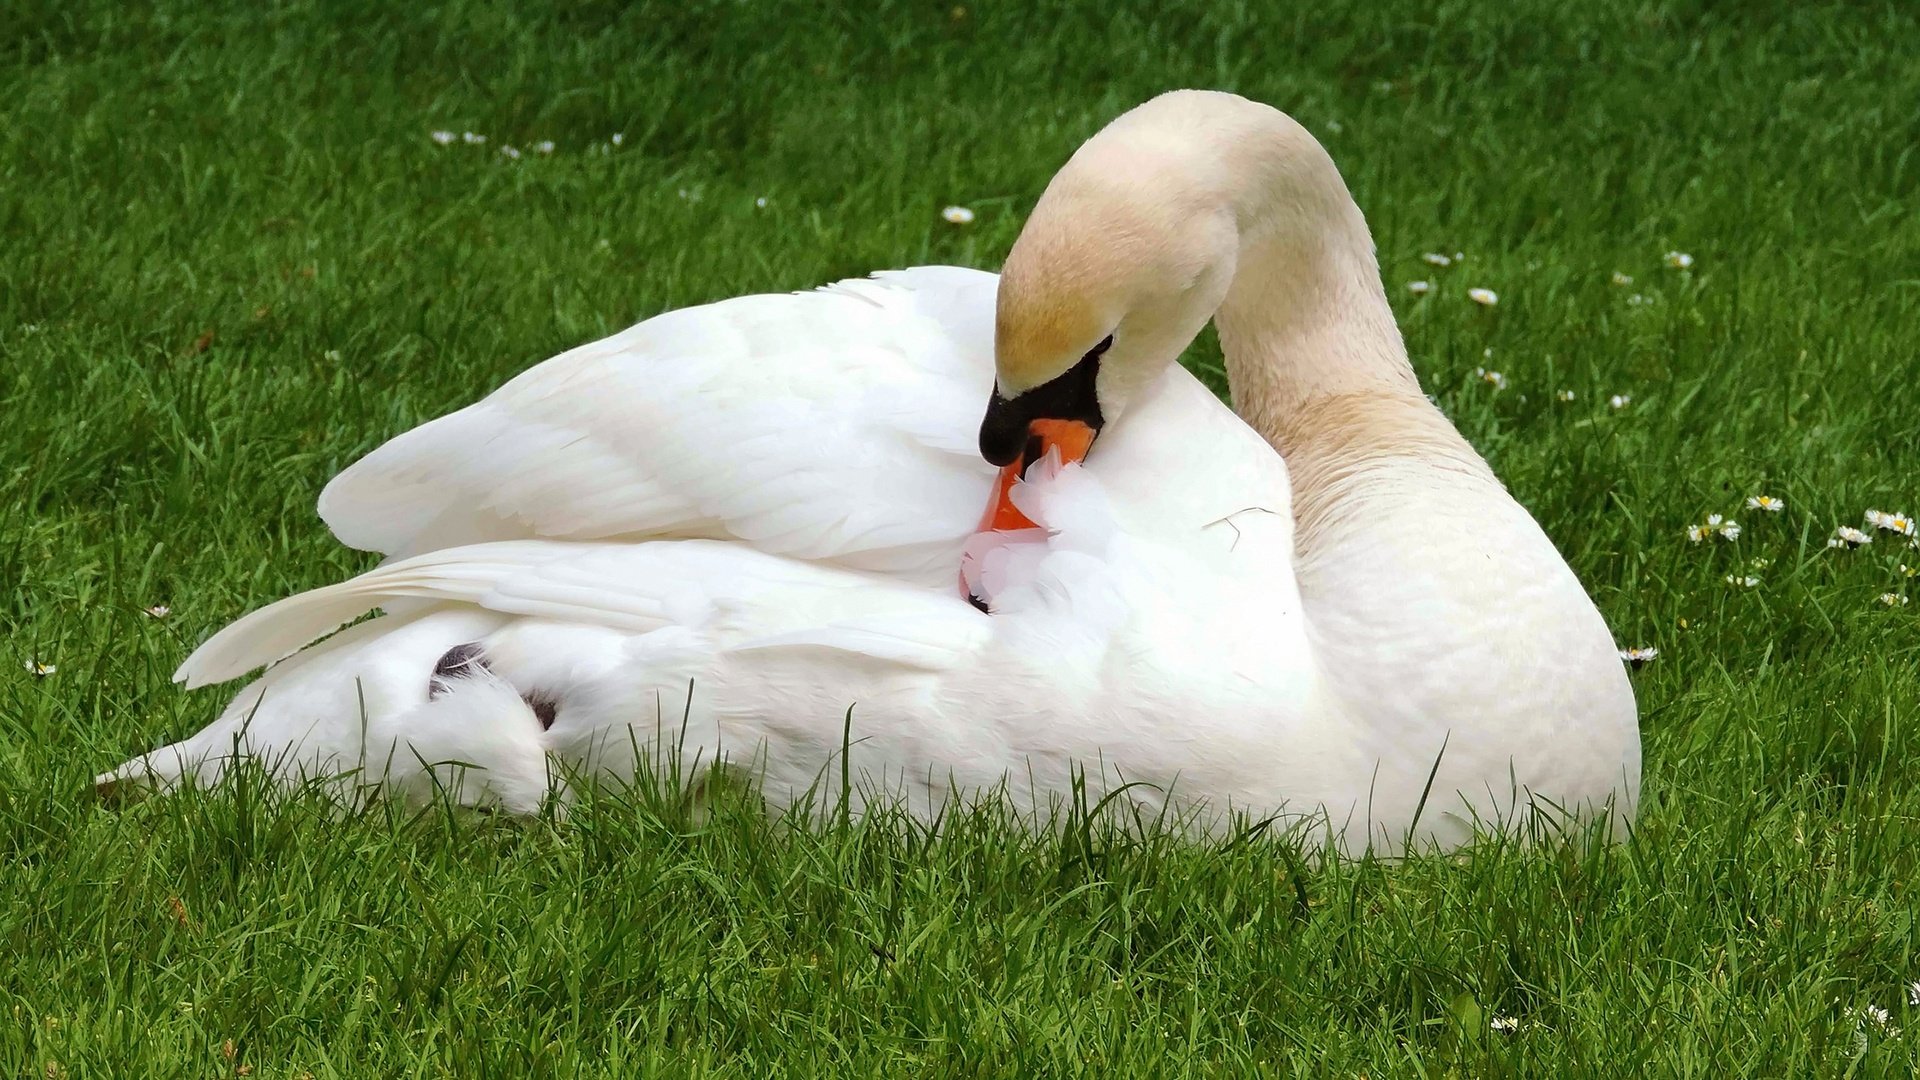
[975,92,1266,536]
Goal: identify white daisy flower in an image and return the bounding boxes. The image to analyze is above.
[1422,252,1452,267]
[1745,495,1785,513]
[1665,251,1694,269]
[144,604,170,618]
[499,145,521,160]
[754,196,768,209]
[1609,393,1632,409]
[1713,515,1741,541]
[1556,389,1576,402]
[941,205,975,225]
[1882,593,1910,607]
[1467,287,1498,306]
[610,133,624,147]
[1725,575,1760,588]
[25,659,55,677]
[1406,280,1432,295]
[1473,367,1508,390]
[1686,524,1708,543]
[1899,564,1917,578]
[1829,525,1873,549]
[1610,271,1633,286]
[1620,646,1659,667]
[461,132,485,145]
[533,140,556,155]
[1488,1015,1520,1033]
[1454,251,1465,261]
[430,130,456,146]
[1865,510,1915,536]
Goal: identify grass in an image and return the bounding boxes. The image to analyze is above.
[5,0,1920,1073]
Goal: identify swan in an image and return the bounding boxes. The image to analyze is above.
[98,91,1640,853]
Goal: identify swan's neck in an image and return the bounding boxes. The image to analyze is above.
[1207,122,1495,557]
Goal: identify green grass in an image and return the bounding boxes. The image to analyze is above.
[6,0,1920,1073]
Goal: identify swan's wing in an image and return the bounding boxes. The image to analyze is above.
[318,267,999,587]
[176,539,991,689]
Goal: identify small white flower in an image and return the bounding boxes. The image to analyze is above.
[461,132,485,145]
[1609,393,1632,409]
[1422,252,1452,267]
[1473,367,1508,390]
[1665,251,1694,269]
[1406,280,1432,295]
[323,349,341,363]
[1467,287,1498,306]
[941,205,975,225]
[1454,251,1465,261]
[430,130,456,146]
[1556,389,1576,402]
[1865,510,1915,536]
[1746,495,1785,513]
[1686,524,1708,543]
[1829,525,1873,549]
[499,145,521,160]
[1725,575,1760,588]
[1845,1003,1900,1038]
[610,132,624,147]
[1620,646,1659,667]
[533,140,555,155]
[1610,271,1633,286]
[1709,514,1741,541]
[1488,1015,1520,1033]
[1626,293,1652,307]
[1899,564,1917,578]
[754,196,768,209]
[1881,593,1910,607]
[144,604,170,618]
[25,659,55,677]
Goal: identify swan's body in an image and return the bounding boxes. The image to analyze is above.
[103,92,1639,853]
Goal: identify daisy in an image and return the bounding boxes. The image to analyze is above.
[1665,251,1694,269]
[1745,495,1785,513]
[1865,510,1915,536]
[1609,393,1631,409]
[1473,367,1508,390]
[1422,252,1452,267]
[941,205,975,225]
[754,197,768,208]
[1828,525,1872,549]
[1467,287,1498,306]
[1488,1015,1520,1033]
[1715,516,1741,541]
[1725,575,1760,588]
[499,145,521,160]
[24,659,55,677]
[461,132,485,145]
[1686,524,1709,543]
[1406,280,1432,295]
[1899,564,1917,578]
[1882,593,1910,607]
[1556,389,1576,402]
[1610,271,1633,286]
[610,133,624,147]
[144,604,170,618]
[1620,646,1659,668]
[430,130,455,146]
[533,140,556,155]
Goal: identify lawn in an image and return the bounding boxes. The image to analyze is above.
[5,0,1920,1073]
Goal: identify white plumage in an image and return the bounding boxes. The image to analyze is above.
[103,92,1640,854]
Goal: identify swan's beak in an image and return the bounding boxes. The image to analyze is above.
[976,417,1097,532]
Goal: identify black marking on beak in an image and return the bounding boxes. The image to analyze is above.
[979,335,1111,467]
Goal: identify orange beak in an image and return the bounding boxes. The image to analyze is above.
[975,417,1099,532]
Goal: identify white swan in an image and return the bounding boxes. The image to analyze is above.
[100,91,1639,853]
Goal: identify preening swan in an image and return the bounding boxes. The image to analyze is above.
[100,91,1640,853]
